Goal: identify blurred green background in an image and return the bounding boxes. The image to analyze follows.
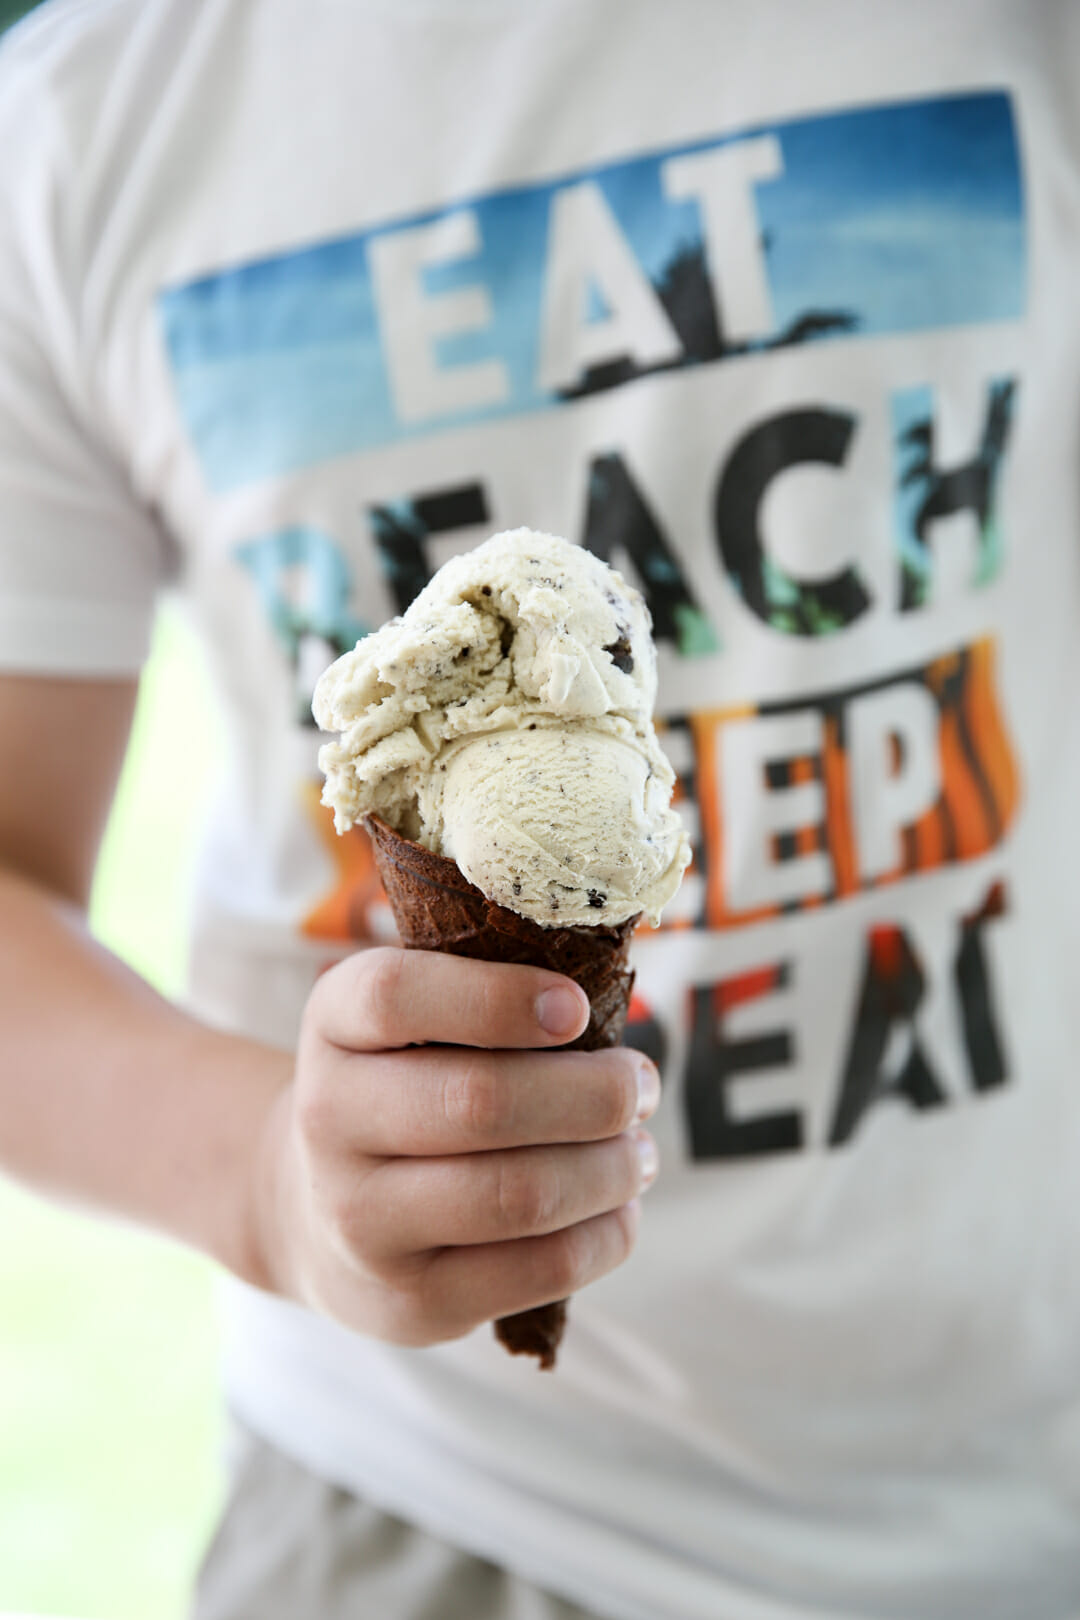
[0,608,226,1619]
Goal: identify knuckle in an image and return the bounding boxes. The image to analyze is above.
[445,1054,513,1142]
[339,1168,417,1283]
[544,1222,594,1298]
[591,1054,638,1136]
[326,1176,385,1270]
[294,1078,336,1154]
[612,1200,640,1259]
[494,1155,559,1235]
[301,963,336,1028]
[377,1273,466,1349]
[617,1131,647,1197]
[546,1209,632,1297]
[356,1245,401,1286]
[303,954,357,1037]
[326,1185,365,1256]
[374,1282,431,1346]
[358,947,407,1042]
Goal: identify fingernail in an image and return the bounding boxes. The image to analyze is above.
[634,1128,659,1188]
[536,985,585,1037]
[633,1058,661,1122]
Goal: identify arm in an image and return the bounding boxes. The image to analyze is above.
[0,674,658,1342]
[0,672,292,1281]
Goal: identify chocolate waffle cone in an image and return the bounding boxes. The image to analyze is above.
[364,813,637,1369]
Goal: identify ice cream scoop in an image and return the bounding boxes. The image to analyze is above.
[314,529,689,928]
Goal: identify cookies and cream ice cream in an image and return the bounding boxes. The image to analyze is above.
[313,529,689,929]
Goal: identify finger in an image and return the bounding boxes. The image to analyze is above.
[360,1130,657,1256]
[426,1202,641,1336]
[310,947,589,1052]
[299,1044,660,1160]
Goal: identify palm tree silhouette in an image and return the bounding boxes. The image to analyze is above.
[769,309,859,346]
[654,240,726,362]
[898,379,1016,609]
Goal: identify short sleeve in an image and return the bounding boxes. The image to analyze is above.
[0,13,170,678]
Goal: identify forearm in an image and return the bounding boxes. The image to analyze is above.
[0,863,293,1285]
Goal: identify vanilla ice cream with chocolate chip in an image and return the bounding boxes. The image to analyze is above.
[313,528,689,928]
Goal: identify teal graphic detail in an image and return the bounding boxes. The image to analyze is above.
[233,527,368,662]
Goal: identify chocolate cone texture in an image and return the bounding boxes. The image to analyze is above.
[364,814,637,1368]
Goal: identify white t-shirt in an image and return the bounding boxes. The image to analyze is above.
[3,2,1080,1615]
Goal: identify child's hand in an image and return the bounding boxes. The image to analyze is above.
[250,949,660,1346]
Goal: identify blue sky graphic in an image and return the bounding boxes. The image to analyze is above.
[159,90,1025,493]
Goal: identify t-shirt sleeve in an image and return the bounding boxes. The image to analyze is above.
[0,21,170,678]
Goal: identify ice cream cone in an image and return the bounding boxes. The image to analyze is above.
[364,813,637,1367]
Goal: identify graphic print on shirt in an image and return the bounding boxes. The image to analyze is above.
[159,88,1026,1159]
[160,91,1023,487]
